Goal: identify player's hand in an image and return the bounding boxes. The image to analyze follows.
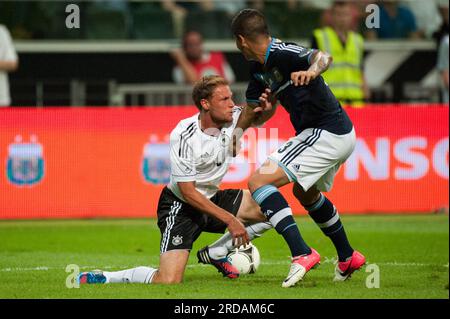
[254,88,274,113]
[226,216,249,247]
[291,70,318,86]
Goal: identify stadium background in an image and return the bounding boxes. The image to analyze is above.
[0,0,448,218]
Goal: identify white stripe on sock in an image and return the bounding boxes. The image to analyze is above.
[317,211,340,229]
[268,207,292,227]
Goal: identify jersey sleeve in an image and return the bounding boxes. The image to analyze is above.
[169,128,197,182]
[285,46,317,71]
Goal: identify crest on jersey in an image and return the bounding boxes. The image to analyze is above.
[254,68,283,91]
[273,68,283,82]
[172,235,183,246]
[7,135,45,187]
[142,135,170,185]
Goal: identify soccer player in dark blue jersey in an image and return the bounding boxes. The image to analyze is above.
[230,9,366,287]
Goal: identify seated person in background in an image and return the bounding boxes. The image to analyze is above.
[365,0,421,40]
[171,30,235,85]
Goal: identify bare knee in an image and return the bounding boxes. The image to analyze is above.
[153,270,183,284]
[162,277,182,285]
[248,173,264,194]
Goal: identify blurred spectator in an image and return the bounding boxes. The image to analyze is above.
[365,0,421,39]
[320,0,363,32]
[402,0,442,39]
[311,1,369,107]
[293,0,333,10]
[437,35,449,104]
[210,0,246,17]
[433,0,449,45]
[170,30,235,85]
[162,0,212,38]
[0,24,18,107]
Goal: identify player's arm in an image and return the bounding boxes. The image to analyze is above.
[231,71,278,148]
[252,88,277,127]
[178,182,249,246]
[230,95,276,156]
[291,49,333,86]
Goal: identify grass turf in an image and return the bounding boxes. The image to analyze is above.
[0,215,448,299]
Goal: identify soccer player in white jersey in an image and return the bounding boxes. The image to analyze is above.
[78,75,273,285]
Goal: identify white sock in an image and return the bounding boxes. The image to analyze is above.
[208,221,272,259]
[103,266,157,284]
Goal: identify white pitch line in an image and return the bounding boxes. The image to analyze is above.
[1,259,448,272]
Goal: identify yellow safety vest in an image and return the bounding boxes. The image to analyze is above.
[313,27,365,107]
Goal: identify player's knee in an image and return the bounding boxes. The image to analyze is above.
[248,173,264,193]
[165,277,182,284]
[159,273,183,284]
[153,268,184,284]
[293,184,320,207]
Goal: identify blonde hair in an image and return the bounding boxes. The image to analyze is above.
[192,75,229,111]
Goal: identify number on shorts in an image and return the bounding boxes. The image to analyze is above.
[277,141,293,154]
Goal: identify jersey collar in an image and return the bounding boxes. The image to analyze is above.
[264,37,275,65]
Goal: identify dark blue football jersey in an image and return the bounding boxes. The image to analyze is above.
[245,38,353,135]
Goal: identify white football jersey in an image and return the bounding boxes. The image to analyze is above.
[168,106,242,201]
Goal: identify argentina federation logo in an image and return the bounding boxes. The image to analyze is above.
[7,135,45,187]
[142,135,170,185]
[172,235,183,246]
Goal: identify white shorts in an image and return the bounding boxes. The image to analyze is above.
[268,127,356,192]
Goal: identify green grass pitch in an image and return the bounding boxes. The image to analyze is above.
[0,215,448,299]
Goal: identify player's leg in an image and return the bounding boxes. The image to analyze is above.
[290,128,366,280]
[195,189,254,278]
[98,250,190,284]
[293,182,355,262]
[79,186,192,285]
[248,161,313,258]
[204,190,273,260]
[79,266,158,285]
[151,250,190,284]
[248,159,320,287]
[294,182,365,281]
[101,266,158,284]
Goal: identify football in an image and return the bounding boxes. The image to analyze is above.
[227,242,261,274]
